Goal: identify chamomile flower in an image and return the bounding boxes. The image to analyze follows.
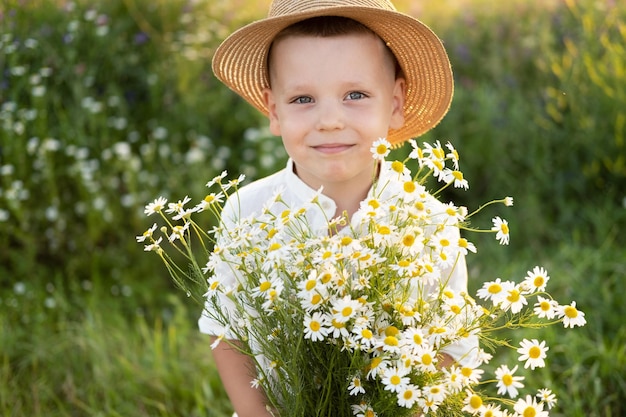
[442,168,469,190]
[477,278,515,305]
[205,170,227,187]
[397,384,420,408]
[381,366,410,393]
[460,365,484,385]
[351,402,377,417]
[303,312,330,342]
[495,364,524,398]
[423,383,447,404]
[329,318,350,339]
[491,216,510,245]
[517,339,549,370]
[143,236,162,252]
[445,141,460,170]
[348,375,366,396]
[499,286,528,314]
[513,395,549,417]
[168,223,190,242]
[534,296,558,319]
[557,301,587,328]
[195,192,225,212]
[332,296,362,323]
[442,365,464,393]
[462,390,485,415]
[136,223,157,242]
[371,138,391,160]
[366,355,389,379]
[414,345,438,373]
[536,388,557,409]
[165,196,191,215]
[521,266,550,294]
[144,196,167,215]
[457,237,477,255]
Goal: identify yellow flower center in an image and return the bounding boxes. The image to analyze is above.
[332,319,345,329]
[341,306,353,317]
[341,236,353,246]
[534,276,545,287]
[385,326,399,336]
[502,374,513,386]
[361,329,373,339]
[376,143,388,155]
[268,242,281,251]
[398,259,410,268]
[564,306,578,318]
[529,346,542,359]
[311,294,322,305]
[469,395,483,409]
[500,223,509,234]
[403,390,414,400]
[259,281,271,292]
[390,375,401,385]
[421,354,432,365]
[309,321,320,331]
[368,199,380,209]
[402,234,415,246]
[452,171,464,181]
[540,301,551,311]
[523,407,536,417]
[384,335,399,347]
[391,160,404,173]
[488,283,502,294]
[369,357,382,369]
[507,289,520,303]
[377,225,391,235]
[404,181,416,193]
[305,280,316,291]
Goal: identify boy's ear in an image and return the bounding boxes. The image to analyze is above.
[263,88,282,136]
[389,77,406,130]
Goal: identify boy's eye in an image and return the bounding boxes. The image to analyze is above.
[346,91,367,100]
[292,96,313,104]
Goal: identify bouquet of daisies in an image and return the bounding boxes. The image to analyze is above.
[138,139,585,417]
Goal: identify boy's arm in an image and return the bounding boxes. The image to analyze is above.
[210,337,274,417]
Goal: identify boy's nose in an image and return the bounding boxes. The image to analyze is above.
[315,100,345,131]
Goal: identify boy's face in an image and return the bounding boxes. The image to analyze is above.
[263,32,405,192]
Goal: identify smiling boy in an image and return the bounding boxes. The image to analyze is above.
[199,1,477,416]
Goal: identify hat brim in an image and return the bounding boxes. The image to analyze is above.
[212,6,453,146]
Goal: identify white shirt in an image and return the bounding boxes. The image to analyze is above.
[199,159,479,366]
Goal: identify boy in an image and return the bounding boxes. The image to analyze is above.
[199,1,477,415]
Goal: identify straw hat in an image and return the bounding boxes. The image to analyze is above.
[212,0,453,146]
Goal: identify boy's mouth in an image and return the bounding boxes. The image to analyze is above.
[312,143,354,154]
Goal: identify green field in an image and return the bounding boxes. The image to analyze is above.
[1,0,624,416]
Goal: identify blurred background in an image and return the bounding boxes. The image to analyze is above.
[1,0,624,416]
